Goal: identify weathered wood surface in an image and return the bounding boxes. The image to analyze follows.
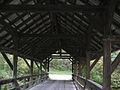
[0,73,48,85]
[0,5,103,12]
[29,80,76,90]
[73,74,102,90]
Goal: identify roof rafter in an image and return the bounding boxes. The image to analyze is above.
[0,5,104,13]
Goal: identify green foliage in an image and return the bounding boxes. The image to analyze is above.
[90,55,120,88]
[49,59,72,71]
[90,60,103,84]
[81,65,87,77]
[17,57,30,77]
[0,54,12,79]
[49,59,72,74]
[112,65,120,88]
[0,53,40,90]
[49,70,72,75]
[111,51,120,88]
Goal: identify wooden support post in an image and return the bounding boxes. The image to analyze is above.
[37,62,41,83]
[40,62,43,81]
[46,60,49,79]
[78,61,84,76]
[11,31,20,89]
[72,60,76,79]
[45,59,48,72]
[35,61,41,82]
[72,61,73,74]
[48,60,49,72]
[73,60,78,79]
[44,62,47,72]
[38,62,41,74]
[42,62,45,72]
[75,61,78,76]
[103,38,111,90]
[102,0,116,90]
[86,52,90,79]
[77,61,79,76]
[13,54,18,89]
[44,60,49,79]
[78,61,80,76]
[40,62,42,74]
[29,60,33,87]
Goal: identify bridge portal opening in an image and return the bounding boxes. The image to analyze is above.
[49,49,73,80]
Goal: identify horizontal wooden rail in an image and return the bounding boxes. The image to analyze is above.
[0,73,48,85]
[73,74,103,90]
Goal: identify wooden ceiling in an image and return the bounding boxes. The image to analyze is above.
[0,0,120,61]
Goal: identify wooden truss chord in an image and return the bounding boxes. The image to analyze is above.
[0,5,104,13]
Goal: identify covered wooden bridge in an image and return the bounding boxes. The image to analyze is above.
[0,0,120,90]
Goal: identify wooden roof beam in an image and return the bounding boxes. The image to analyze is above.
[0,5,104,13]
[20,33,86,39]
[0,18,18,37]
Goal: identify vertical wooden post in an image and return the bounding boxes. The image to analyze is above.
[72,60,74,80]
[40,62,43,73]
[77,61,79,76]
[48,60,49,72]
[72,61,73,74]
[74,60,78,80]
[45,59,48,72]
[45,59,48,80]
[103,38,111,90]
[38,62,41,83]
[72,60,77,79]
[42,62,46,72]
[30,60,33,87]
[12,35,19,89]
[78,61,83,76]
[75,61,78,76]
[102,0,116,90]
[13,54,18,89]
[78,61,80,76]
[86,52,90,79]
[0,85,1,90]
[39,62,42,74]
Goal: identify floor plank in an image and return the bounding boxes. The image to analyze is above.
[29,80,76,90]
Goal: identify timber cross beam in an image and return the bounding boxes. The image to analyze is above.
[0,5,104,13]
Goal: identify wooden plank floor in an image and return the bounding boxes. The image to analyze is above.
[29,80,77,90]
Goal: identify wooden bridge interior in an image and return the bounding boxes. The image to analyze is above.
[0,0,120,90]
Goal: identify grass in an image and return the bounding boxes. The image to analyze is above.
[49,70,72,75]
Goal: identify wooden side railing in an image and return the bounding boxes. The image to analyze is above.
[0,73,48,90]
[72,74,103,90]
